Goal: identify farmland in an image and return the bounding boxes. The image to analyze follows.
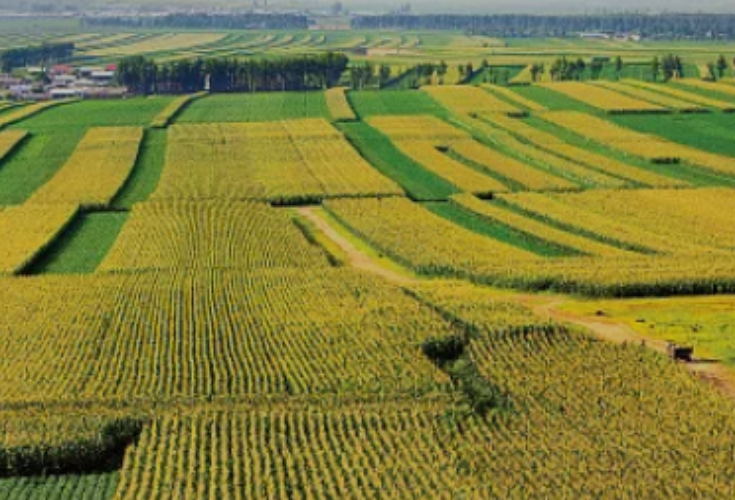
[2,29,735,499]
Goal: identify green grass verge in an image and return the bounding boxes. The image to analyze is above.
[424,201,580,258]
[0,472,119,500]
[525,115,735,187]
[670,81,735,104]
[10,98,175,131]
[610,113,735,159]
[0,128,86,205]
[28,212,129,275]
[175,91,330,123]
[338,121,458,201]
[113,130,167,209]
[512,85,600,113]
[0,98,173,205]
[348,90,450,119]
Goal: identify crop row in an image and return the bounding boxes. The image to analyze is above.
[26,127,144,209]
[541,111,735,176]
[153,119,402,204]
[539,81,668,114]
[477,113,686,187]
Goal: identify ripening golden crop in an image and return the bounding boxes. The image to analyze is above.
[540,111,735,176]
[151,92,208,128]
[27,127,143,209]
[422,85,522,115]
[539,81,667,113]
[325,87,357,121]
[154,120,402,203]
[592,80,704,112]
[0,204,78,275]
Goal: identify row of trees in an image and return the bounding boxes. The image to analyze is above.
[528,54,690,82]
[352,14,735,40]
[651,54,686,81]
[0,43,74,72]
[117,53,349,94]
[701,55,735,81]
[83,13,308,30]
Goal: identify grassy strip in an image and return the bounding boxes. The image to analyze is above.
[337,122,458,201]
[291,213,347,267]
[112,130,167,209]
[444,148,525,191]
[0,128,86,205]
[424,202,580,258]
[175,91,330,123]
[525,116,735,188]
[494,197,657,254]
[151,91,208,128]
[317,207,421,280]
[610,113,735,160]
[27,212,129,275]
[347,90,450,119]
[511,85,600,114]
[0,472,120,498]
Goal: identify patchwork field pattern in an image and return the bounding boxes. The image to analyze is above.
[2,69,735,500]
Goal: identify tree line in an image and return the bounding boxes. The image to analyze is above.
[0,43,74,72]
[351,14,735,40]
[83,13,308,30]
[117,53,349,95]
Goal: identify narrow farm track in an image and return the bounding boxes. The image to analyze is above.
[301,206,735,402]
[529,296,735,401]
[297,206,418,285]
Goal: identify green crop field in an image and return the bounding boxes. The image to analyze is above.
[175,91,329,122]
[2,25,735,500]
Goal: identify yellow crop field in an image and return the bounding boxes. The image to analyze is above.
[154,119,402,203]
[396,140,508,195]
[324,197,539,275]
[0,204,78,275]
[591,80,705,112]
[325,87,357,121]
[151,92,208,128]
[27,127,143,209]
[449,139,577,191]
[623,79,735,111]
[498,190,726,256]
[422,85,522,115]
[99,201,332,272]
[0,268,450,404]
[460,116,628,188]
[539,81,668,113]
[367,115,467,142]
[450,193,633,258]
[87,33,228,57]
[480,84,547,111]
[540,111,735,176]
[8,46,735,499]
[0,129,27,160]
[542,188,735,253]
[678,78,735,98]
[367,116,511,195]
[477,113,687,187]
[0,100,72,130]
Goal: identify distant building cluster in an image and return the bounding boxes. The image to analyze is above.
[2,64,125,100]
[580,32,643,42]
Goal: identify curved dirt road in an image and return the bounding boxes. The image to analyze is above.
[299,207,735,401]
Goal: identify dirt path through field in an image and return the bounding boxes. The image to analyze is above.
[301,207,735,401]
[529,297,735,400]
[297,207,418,286]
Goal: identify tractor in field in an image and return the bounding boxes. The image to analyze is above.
[667,342,694,363]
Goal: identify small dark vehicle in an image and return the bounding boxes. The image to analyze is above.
[667,342,693,363]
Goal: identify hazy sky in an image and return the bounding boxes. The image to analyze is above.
[3,0,735,13]
[336,0,735,14]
